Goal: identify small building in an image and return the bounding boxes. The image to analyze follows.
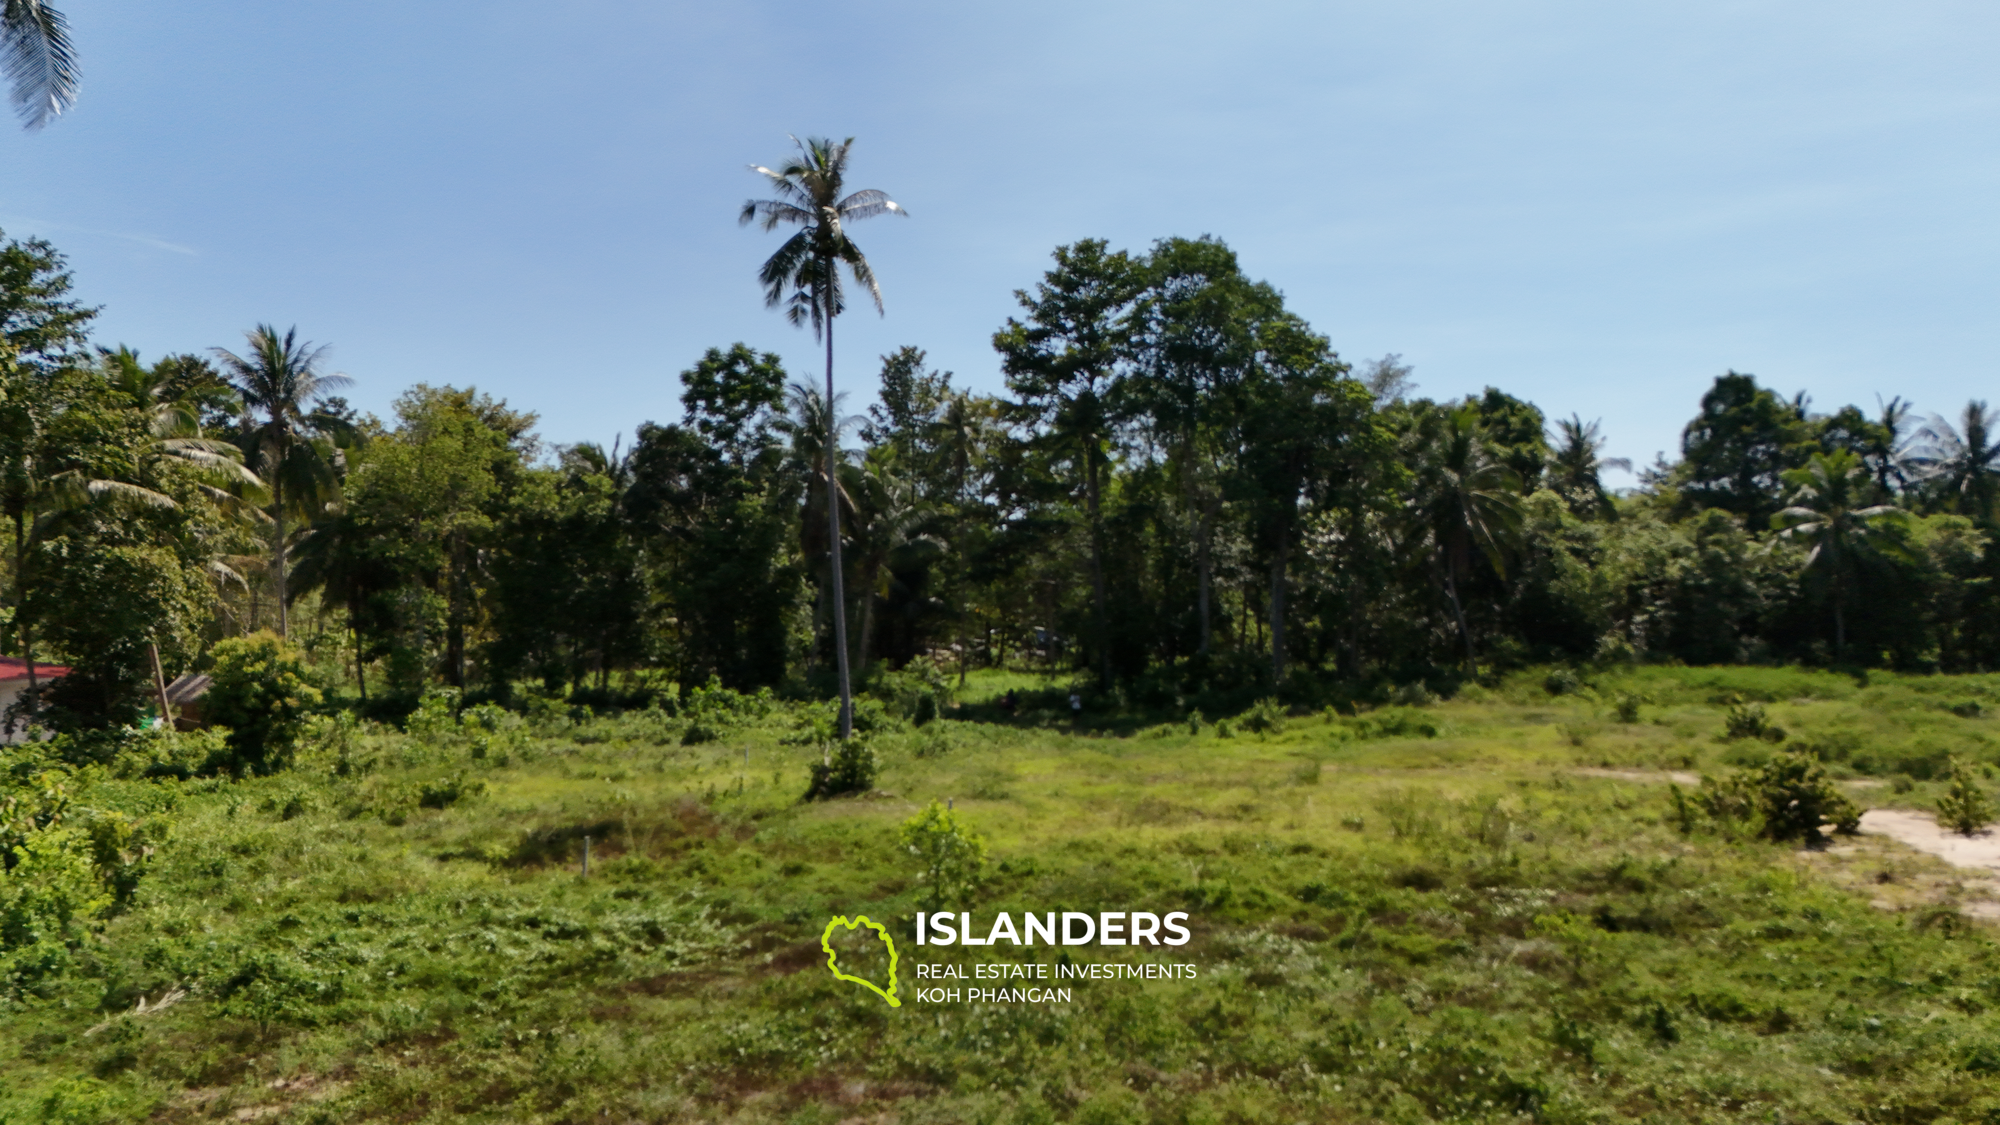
[164,672,213,730]
[0,656,70,744]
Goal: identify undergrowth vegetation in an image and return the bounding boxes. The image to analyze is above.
[2,665,2000,1122]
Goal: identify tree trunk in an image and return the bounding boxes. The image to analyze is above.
[1084,435,1110,686]
[1441,555,1478,678]
[149,641,174,731]
[447,538,466,688]
[1197,499,1216,656]
[858,560,878,677]
[824,283,854,739]
[273,465,289,640]
[1269,523,1289,684]
[15,510,35,721]
[351,598,367,704]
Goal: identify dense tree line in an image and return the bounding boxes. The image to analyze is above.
[7,227,2000,732]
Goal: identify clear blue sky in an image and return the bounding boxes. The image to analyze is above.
[9,1,1999,477]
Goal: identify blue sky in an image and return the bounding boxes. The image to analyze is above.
[9,1,1999,477]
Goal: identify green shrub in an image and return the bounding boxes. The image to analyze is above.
[1544,668,1582,696]
[1240,697,1286,734]
[1754,751,1860,844]
[417,772,484,810]
[201,632,323,776]
[803,739,877,800]
[913,726,956,759]
[900,799,986,908]
[1723,702,1785,743]
[404,687,460,742]
[1613,693,1643,723]
[1936,756,1994,836]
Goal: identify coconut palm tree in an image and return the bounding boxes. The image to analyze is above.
[1771,449,1909,658]
[212,325,354,639]
[741,136,906,739]
[1905,401,2000,520]
[1548,415,1631,519]
[3,0,76,130]
[1407,403,1524,677]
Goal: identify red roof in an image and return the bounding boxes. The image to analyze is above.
[0,656,69,683]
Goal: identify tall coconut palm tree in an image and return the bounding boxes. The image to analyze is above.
[1906,401,2000,521]
[741,136,906,739]
[1407,403,1524,677]
[212,325,353,639]
[1548,415,1631,519]
[1771,449,1909,658]
[3,0,76,130]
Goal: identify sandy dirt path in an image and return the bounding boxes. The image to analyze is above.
[1860,808,2000,872]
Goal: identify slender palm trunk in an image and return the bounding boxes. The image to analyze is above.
[1084,438,1110,686]
[858,559,878,675]
[16,510,33,719]
[824,285,854,740]
[351,599,367,704]
[1269,523,1289,684]
[1197,498,1216,656]
[272,422,290,640]
[1441,556,1478,678]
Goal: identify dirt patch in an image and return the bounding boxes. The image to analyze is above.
[1572,768,1700,785]
[1794,810,2000,921]
[1860,808,2000,874]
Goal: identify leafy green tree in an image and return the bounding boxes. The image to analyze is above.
[627,348,797,690]
[342,385,532,689]
[1235,313,1371,683]
[485,442,645,695]
[1,1,77,129]
[994,240,1145,685]
[899,799,986,908]
[1128,236,1262,657]
[203,631,322,775]
[1470,388,1550,492]
[212,326,354,639]
[741,136,906,740]
[1771,449,1909,658]
[1678,371,1816,524]
[0,229,93,363]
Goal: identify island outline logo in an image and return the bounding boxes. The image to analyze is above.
[821,914,901,1007]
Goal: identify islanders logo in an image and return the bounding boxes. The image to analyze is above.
[821,914,901,1007]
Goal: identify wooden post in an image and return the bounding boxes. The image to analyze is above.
[582,834,591,877]
[148,642,174,733]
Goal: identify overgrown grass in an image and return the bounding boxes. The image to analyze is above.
[5,666,2000,1122]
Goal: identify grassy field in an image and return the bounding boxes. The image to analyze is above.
[5,665,2000,1123]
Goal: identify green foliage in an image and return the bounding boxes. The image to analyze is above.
[1239,696,1286,734]
[803,738,877,800]
[899,799,986,907]
[1723,701,1786,742]
[202,631,322,775]
[1754,751,1861,844]
[1936,755,1995,836]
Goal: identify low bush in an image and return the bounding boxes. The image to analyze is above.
[1936,756,1994,836]
[804,739,877,800]
[202,632,323,776]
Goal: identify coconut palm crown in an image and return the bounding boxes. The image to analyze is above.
[3,0,77,130]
